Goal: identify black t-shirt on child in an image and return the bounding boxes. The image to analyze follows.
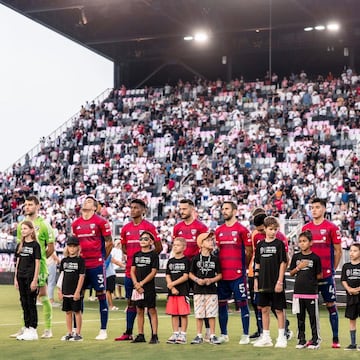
[289,252,322,295]
[166,256,190,296]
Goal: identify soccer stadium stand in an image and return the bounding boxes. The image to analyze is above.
[0,70,359,275]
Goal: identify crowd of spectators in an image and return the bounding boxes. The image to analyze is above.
[0,68,360,270]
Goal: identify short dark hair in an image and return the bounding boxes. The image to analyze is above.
[310,197,326,207]
[179,199,194,207]
[253,213,267,227]
[26,195,40,205]
[222,201,237,210]
[299,230,312,242]
[130,199,146,208]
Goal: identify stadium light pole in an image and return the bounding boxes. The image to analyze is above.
[268,0,272,84]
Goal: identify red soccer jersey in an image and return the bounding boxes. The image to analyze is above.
[302,219,341,278]
[173,219,208,260]
[72,214,112,269]
[215,222,251,280]
[121,219,159,277]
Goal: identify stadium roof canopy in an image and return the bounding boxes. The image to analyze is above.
[2,0,360,86]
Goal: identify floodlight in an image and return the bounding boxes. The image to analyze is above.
[304,27,313,32]
[194,32,209,42]
[315,25,325,31]
[327,23,340,32]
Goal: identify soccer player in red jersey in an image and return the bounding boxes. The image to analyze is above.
[71,196,113,340]
[302,197,342,348]
[115,199,162,341]
[173,199,208,260]
[215,201,252,344]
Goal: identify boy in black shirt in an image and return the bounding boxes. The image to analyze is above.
[253,216,288,348]
[189,232,222,345]
[131,231,159,344]
[289,230,322,349]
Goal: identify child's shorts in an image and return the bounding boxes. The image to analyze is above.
[193,294,218,319]
[166,295,191,315]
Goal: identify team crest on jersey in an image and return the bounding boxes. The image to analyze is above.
[231,231,237,236]
[90,224,95,229]
[336,230,341,236]
[346,269,351,277]
[191,229,197,235]
[320,229,326,235]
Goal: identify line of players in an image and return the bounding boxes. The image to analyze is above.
[12,195,344,348]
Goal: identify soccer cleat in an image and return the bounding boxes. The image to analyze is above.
[41,329,53,339]
[131,334,146,343]
[239,334,250,345]
[149,334,159,344]
[10,327,25,338]
[295,339,307,349]
[331,341,341,349]
[191,335,204,344]
[344,344,357,350]
[115,333,133,341]
[275,336,287,348]
[218,334,230,343]
[61,333,73,341]
[253,336,273,347]
[95,329,108,340]
[70,334,83,342]
[175,333,187,344]
[307,340,320,349]
[209,335,221,345]
[110,306,119,311]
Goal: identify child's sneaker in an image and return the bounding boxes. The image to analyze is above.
[295,339,307,349]
[209,335,221,345]
[132,334,146,343]
[249,331,261,341]
[10,327,25,338]
[166,332,178,344]
[239,334,250,345]
[275,336,287,348]
[149,334,159,344]
[191,335,204,344]
[253,336,273,347]
[61,333,73,341]
[175,333,187,344]
[344,344,357,350]
[307,340,320,349]
[70,334,83,342]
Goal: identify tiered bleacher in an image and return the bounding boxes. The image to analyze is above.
[0,69,359,270]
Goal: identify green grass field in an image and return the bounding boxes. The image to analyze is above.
[0,285,357,360]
